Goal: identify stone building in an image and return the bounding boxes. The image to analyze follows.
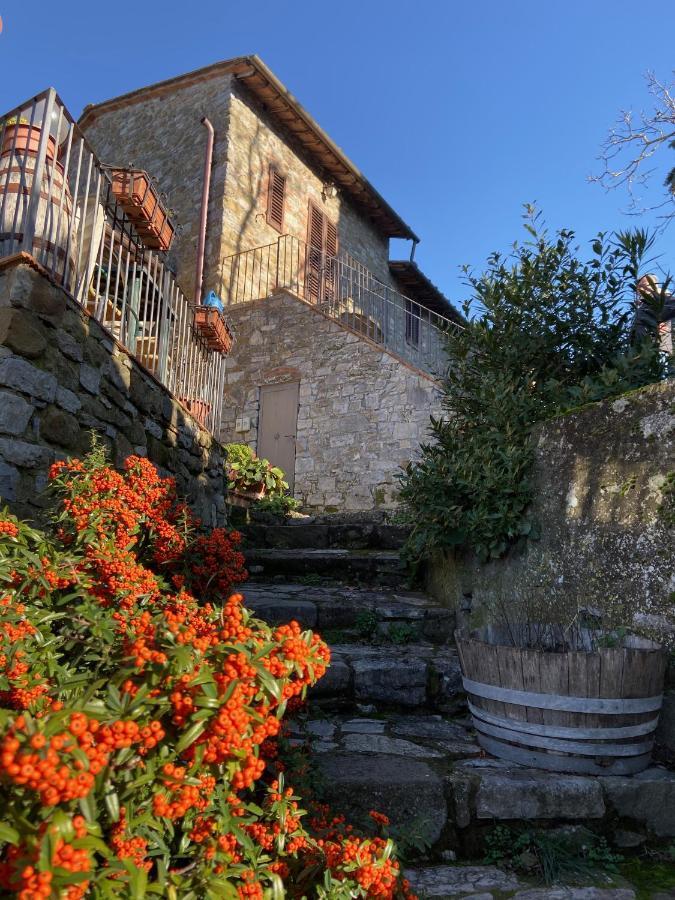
[80,55,461,510]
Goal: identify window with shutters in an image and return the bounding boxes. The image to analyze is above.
[306,202,338,304]
[266,165,286,232]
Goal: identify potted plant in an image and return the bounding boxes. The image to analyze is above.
[224,443,289,507]
[457,597,668,775]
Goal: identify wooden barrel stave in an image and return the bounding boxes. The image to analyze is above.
[457,626,666,775]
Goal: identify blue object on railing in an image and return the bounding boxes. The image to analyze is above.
[202,291,224,313]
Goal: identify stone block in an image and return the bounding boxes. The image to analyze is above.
[55,328,84,362]
[39,407,81,450]
[0,438,52,469]
[9,266,66,325]
[0,391,33,436]
[79,364,101,395]
[656,691,675,761]
[514,891,635,900]
[342,733,444,758]
[55,387,81,414]
[454,765,606,822]
[352,652,428,707]
[0,459,20,500]
[405,866,522,897]
[601,768,675,836]
[0,308,48,359]
[0,357,57,402]
[317,752,447,845]
[309,656,351,697]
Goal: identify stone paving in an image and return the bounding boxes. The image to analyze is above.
[242,519,675,898]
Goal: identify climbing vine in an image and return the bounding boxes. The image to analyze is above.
[399,212,668,563]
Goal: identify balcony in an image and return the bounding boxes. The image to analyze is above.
[218,235,459,377]
[0,88,228,434]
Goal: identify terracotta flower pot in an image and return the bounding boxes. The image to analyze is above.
[1,123,57,162]
[110,168,175,251]
[179,397,212,427]
[194,306,234,354]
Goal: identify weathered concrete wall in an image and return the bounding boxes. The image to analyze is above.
[0,257,226,525]
[427,378,675,634]
[220,289,441,511]
[81,74,233,301]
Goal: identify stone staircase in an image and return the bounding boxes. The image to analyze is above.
[242,514,675,899]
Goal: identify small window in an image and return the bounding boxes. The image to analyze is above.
[267,165,286,231]
[405,299,420,347]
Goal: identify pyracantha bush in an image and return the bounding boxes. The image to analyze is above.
[0,447,414,899]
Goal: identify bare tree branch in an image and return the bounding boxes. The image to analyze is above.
[591,71,675,221]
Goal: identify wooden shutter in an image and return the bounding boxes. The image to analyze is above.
[324,218,338,303]
[306,203,325,302]
[267,165,286,231]
[306,202,338,304]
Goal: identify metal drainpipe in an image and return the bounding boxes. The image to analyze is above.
[194,116,214,305]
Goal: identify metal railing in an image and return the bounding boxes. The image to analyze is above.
[0,88,227,435]
[219,234,458,375]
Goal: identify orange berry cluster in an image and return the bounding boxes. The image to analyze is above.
[109,808,150,871]
[0,713,162,806]
[0,519,19,539]
[152,764,216,820]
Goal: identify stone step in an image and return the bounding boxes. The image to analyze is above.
[243,521,409,551]
[291,710,675,859]
[403,867,637,899]
[446,759,675,838]
[244,547,408,587]
[309,642,465,712]
[243,582,454,642]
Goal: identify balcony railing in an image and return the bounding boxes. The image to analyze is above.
[0,88,227,435]
[218,235,458,376]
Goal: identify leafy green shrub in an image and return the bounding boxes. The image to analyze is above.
[255,494,302,517]
[0,449,414,898]
[385,623,418,645]
[399,213,667,563]
[355,610,379,641]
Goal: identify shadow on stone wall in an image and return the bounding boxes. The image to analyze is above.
[0,256,226,526]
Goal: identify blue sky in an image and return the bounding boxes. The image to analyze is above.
[2,0,675,305]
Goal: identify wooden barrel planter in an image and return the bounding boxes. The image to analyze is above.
[456,625,667,776]
[0,124,74,281]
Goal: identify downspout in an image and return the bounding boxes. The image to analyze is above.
[194,116,214,305]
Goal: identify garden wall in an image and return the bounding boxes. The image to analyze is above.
[0,256,226,525]
[427,377,675,622]
[426,376,675,752]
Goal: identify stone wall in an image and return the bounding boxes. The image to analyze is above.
[220,289,442,511]
[221,82,395,287]
[0,257,226,525]
[81,72,398,305]
[81,74,233,301]
[427,378,675,626]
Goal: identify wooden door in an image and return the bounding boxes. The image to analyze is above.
[257,382,300,492]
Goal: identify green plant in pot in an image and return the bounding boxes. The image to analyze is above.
[225,443,289,501]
